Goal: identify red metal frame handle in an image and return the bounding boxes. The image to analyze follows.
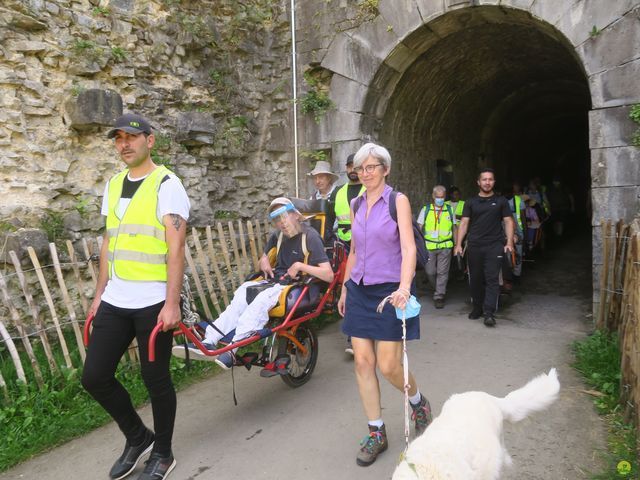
[83,313,94,347]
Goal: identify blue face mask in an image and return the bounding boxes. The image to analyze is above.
[395,295,421,319]
[434,198,445,207]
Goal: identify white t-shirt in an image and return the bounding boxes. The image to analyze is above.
[100,171,191,309]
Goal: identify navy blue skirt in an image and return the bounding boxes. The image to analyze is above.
[342,279,420,341]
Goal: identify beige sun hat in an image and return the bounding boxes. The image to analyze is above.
[307,160,339,181]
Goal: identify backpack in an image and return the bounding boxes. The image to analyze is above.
[353,191,429,269]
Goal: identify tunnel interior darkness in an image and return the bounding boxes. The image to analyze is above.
[370,6,591,221]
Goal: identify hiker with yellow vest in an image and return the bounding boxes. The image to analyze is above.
[446,186,465,227]
[330,153,365,253]
[508,182,527,282]
[175,197,333,369]
[417,185,454,309]
[82,113,190,480]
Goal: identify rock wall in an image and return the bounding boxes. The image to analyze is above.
[0,0,295,239]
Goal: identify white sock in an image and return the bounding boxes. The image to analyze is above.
[204,325,222,345]
[409,391,422,406]
[368,418,384,428]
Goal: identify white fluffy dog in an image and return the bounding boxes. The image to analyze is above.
[392,368,560,480]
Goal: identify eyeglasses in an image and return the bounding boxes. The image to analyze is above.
[353,164,384,174]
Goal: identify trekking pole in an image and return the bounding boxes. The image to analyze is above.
[377,295,411,451]
[400,307,410,451]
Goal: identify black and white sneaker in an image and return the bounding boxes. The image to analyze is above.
[171,342,217,361]
[109,428,154,479]
[137,451,176,480]
[345,337,354,356]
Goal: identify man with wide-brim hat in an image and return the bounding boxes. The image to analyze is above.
[308,160,339,200]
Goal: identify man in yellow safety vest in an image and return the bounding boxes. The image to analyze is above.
[417,185,454,309]
[82,113,190,480]
[330,153,365,251]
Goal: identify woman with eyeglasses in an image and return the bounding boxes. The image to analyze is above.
[337,142,432,467]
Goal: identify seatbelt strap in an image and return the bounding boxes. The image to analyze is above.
[301,232,309,264]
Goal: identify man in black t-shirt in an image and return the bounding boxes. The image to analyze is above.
[454,169,514,327]
[178,198,334,368]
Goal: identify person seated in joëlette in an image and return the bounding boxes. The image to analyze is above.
[173,197,333,369]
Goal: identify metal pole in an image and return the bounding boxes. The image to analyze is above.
[290,0,299,197]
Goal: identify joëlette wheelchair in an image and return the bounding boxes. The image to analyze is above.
[153,198,345,388]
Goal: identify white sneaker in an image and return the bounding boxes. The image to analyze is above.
[171,342,217,361]
[345,338,354,356]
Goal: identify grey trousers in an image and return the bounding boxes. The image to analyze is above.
[425,247,452,299]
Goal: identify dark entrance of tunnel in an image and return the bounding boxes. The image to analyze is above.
[364,7,592,227]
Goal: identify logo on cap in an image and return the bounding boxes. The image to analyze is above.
[130,121,140,127]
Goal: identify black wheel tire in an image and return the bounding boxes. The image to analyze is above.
[277,324,318,388]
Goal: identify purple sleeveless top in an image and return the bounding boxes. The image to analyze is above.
[349,184,402,285]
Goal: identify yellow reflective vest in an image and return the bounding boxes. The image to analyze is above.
[445,200,465,226]
[422,204,454,250]
[106,166,170,282]
[334,183,365,242]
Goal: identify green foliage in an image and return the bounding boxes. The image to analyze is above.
[110,46,127,63]
[91,6,110,16]
[40,210,65,242]
[300,70,334,123]
[70,84,85,97]
[74,197,92,218]
[71,39,103,62]
[573,330,621,412]
[217,116,250,149]
[300,90,334,123]
[209,69,225,85]
[590,25,601,38]
[229,115,249,129]
[0,221,16,233]
[151,133,172,168]
[572,331,638,479]
[300,149,328,162]
[629,104,640,147]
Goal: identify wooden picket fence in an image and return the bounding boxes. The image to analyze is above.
[596,218,640,427]
[0,220,271,402]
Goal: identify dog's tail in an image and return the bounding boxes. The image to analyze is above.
[496,368,560,423]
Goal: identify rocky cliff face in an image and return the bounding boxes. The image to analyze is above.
[0,0,295,238]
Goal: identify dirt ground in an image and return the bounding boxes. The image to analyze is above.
[1,234,608,480]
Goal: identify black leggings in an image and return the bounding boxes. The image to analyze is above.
[81,301,176,456]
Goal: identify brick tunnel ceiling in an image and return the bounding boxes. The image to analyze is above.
[381,20,591,193]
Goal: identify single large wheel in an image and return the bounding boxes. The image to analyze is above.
[277,324,318,388]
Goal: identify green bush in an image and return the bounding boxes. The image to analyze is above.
[572,331,637,479]
[573,330,620,412]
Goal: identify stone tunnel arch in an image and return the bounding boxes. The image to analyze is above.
[308,0,640,309]
[361,6,591,215]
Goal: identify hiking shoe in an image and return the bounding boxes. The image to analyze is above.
[171,342,217,361]
[345,337,354,356]
[215,351,236,370]
[468,308,482,320]
[137,451,176,480]
[356,424,388,466]
[109,428,154,479]
[483,315,496,327]
[434,298,445,309]
[411,394,433,436]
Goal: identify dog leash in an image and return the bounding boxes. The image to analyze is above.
[377,295,411,452]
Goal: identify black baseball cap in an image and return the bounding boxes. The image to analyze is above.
[107,113,153,138]
[346,153,355,166]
